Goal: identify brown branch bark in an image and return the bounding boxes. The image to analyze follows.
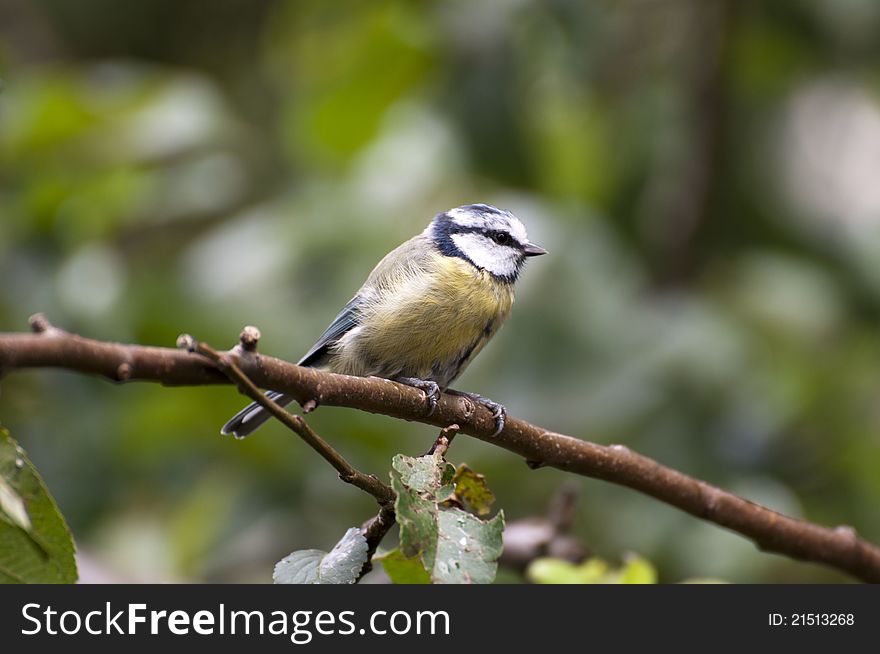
[2,315,880,583]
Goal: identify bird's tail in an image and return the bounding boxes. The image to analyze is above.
[220,391,295,438]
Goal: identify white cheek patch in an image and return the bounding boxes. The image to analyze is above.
[451,232,518,278]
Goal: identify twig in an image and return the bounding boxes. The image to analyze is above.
[501,484,590,572]
[182,328,400,581]
[357,506,397,581]
[2,316,880,583]
[546,482,580,533]
[176,328,394,508]
[426,424,459,456]
[177,328,399,581]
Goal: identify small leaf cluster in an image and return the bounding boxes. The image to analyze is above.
[378,451,504,584]
[273,448,505,585]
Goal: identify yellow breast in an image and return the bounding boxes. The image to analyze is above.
[330,253,514,386]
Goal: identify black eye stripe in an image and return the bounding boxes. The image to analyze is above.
[444,223,520,248]
[486,230,514,246]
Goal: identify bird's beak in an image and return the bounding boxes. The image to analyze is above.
[523,242,548,257]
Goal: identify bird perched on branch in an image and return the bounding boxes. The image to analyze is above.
[221,203,546,438]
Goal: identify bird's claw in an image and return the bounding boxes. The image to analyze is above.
[394,377,441,416]
[395,380,505,432]
[482,399,506,436]
[448,390,506,436]
[422,381,440,415]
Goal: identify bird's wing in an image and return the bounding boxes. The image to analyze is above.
[297,232,433,368]
[297,295,363,367]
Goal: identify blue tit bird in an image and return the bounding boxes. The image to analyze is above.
[221,203,546,438]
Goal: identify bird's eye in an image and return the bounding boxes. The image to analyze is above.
[491,231,512,246]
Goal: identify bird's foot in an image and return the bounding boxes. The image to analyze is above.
[447,390,506,436]
[394,377,441,416]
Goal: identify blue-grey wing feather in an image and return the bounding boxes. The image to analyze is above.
[222,295,363,437]
[297,295,362,367]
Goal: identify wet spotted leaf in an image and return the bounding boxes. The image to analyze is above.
[391,452,503,584]
[274,527,368,584]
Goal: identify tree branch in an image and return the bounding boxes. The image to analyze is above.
[177,328,394,508]
[357,506,397,581]
[177,328,398,582]
[2,315,880,583]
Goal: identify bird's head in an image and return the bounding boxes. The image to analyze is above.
[429,204,547,282]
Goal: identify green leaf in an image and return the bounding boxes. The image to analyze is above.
[0,477,31,531]
[391,452,504,584]
[451,464,495,516]
[618,554,658,584]
[274,527,368,585]
[318,527,370,584]
[527,557,606,584]
[527,554,658,585]
[273,549,324,584]
[577,558,612,583]
[437,462,456,503]
[376,548,431,584]
[392,469,438,568]
[526,558,570,584]
[0,428,77,584]
[391,451,447,494]
[433,508,504,584]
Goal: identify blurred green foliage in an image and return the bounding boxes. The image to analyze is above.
[1,0,880,582]
[527,554,658,585]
